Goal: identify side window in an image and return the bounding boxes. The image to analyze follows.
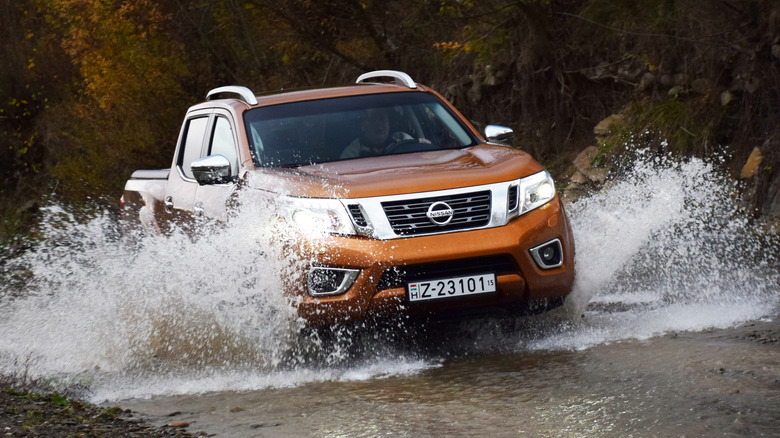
[209,116,238,176]
[178,116,209,179]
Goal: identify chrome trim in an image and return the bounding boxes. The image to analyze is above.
[356,70,417,89]
[529,238,564,269]
[346,203,375,236]
[485,125,514,145]
[206,86,259,105]
[191,154,232,185]
[507,183,519,216]
[426,201,454,225]
[339,179,516,240]
[307,267,361,297]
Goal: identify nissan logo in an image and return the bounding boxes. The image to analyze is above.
[426,201,454,225]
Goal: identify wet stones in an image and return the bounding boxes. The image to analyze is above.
[593,114,624,138]
[572,146,608,184]
[737,143,780,229]
[575,113,624,184]
[745,329,779,344]
[168,421,190,428]
[740,147,764,179]
[563,145,608,206]
[0,388,197,437]
[562,114,625,204]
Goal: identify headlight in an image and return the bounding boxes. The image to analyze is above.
[518,170,556,215]
[283,197,356,236]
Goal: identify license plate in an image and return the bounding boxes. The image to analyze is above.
[407,273,496,302]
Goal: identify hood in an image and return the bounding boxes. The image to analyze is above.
[246,144,545,199]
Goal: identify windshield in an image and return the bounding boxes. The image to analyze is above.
[244,92,478,167]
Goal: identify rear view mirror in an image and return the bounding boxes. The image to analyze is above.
[191,154,232,185]
[484,125,514,145]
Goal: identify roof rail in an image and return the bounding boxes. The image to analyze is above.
[206,86,258,105]
[356,70,417,89]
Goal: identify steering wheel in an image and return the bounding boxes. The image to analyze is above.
[384,138,419,154]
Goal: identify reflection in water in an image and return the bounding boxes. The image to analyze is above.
[122,332,779,437]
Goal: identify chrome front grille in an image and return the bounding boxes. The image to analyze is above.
[380,191,491,236]
[341,179,521,240]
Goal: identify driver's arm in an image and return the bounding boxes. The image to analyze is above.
[389,132,430,144]
[340,138,362,159]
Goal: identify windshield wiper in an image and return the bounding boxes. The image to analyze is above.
[279,161,314,168]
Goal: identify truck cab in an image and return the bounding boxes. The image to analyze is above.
[122,70,575,326]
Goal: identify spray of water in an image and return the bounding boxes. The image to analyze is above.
[0,146,777,402]
[0,193,304,394]
[529,146,779,350]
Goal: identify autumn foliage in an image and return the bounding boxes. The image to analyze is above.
[1,0,779,238]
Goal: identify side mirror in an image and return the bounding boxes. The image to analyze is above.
[191,154,232,185]
[484,125,514,145]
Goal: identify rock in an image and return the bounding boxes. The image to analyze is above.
[660,74,674,87]
[484,65,502,86]
[668,85,686,96]
[15,199,38,215]
[169,421,190,428]
[721,90,736,106]
[573,146,608,183]
[617,64,643,81]
[229,406,245,413]
[593,114,624,136]
[638,72,656,91]
[570,171,587,184]
[740,147,763,179]
[691,78,710,95]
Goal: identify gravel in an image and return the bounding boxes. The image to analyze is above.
[0,387,207,437]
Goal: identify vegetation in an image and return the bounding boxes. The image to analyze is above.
[1,0,778,241]
[0,385,193,436]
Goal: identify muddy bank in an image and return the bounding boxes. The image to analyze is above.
[0,390,195,437]
[119,316,780,437]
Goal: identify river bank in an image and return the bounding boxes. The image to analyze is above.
[0,386,195,437]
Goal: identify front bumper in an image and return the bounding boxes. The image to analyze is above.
[293,197,574,326]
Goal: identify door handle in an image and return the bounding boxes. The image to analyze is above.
[194,202,205,217]
[164,196,174,213]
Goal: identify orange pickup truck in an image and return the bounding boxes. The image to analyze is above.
[121,70,575,326]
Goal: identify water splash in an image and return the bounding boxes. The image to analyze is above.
[0,147,777,402]
[0,193,305,395]
[532,147,779,350]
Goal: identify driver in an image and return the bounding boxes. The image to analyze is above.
[340,108,426,159]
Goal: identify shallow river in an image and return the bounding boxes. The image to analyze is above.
[1,150,778,436]
[121,318,780,437]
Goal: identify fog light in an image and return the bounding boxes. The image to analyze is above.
[307,267,360,297]
[541,246,556,262]
[529,239,563,269]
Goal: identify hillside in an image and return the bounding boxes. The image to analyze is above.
[1,0,778,238]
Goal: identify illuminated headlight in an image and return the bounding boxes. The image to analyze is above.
[283,197,356,236]
[517,170,556,216]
